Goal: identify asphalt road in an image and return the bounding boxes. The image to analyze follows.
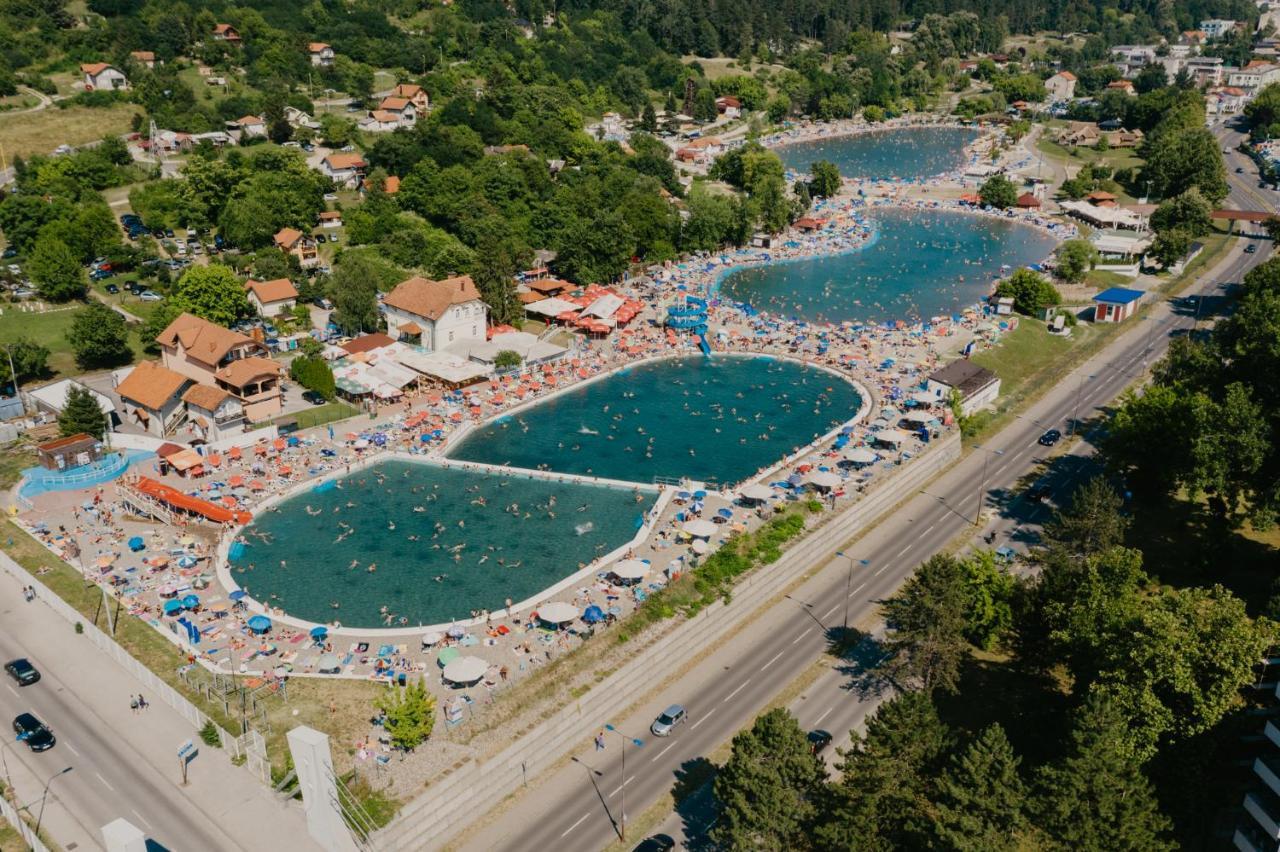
[471,157,1272,852]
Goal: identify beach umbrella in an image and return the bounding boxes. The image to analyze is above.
[717,508,734,519]
[692,490,707,500]
[690,539,710,555]
[537,601,579,624]
[807,471,842,489]
[421,631,443,647]
[310,626,328,640]
[437,647,460,666]
[609,559,648,581]
[158,584,178,598]
[229,590,247,602]
[162,599,183,615]
[316,654,341,673]
[446,624,465,639]
[95,554,115,569]
[843,447,878,465]
[683,519,717,538]
[582,605,605,624]
[247,615,272,634]
[739,484,774,502]
[442,656,488,685]
[128,536,145,552]
[176,555,197,569]
[181,594,200,609]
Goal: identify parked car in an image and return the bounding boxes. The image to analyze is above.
[1245,244,1258,254]
[139,290,163,301]
[650,704,687,737]
[4,659,40,686]
[12,713,55,751]
[302,390,328,405]
[1037,429,1061,447]
[632,836,676,852]
[89,269,112,281]
[2,247,17,259]
[164,228,175,238]
[808,729,833,755]
[105,283,120,294]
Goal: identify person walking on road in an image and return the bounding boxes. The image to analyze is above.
[595,731,606,751]
[130,696,139,715]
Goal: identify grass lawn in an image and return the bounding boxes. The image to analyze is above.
[0,103,141,159]
[1036,136,1144,172]
[1083,268,1131,288]
[282,401,359,430]
[0,298,149,378]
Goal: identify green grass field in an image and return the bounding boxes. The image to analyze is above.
[0,299,148,378]
[0,102,141,159]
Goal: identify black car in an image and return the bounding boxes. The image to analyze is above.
[1027,484,1053,503]
[1237,166,1245,173]
[4,659,40,686]
[1037,429,1061,447]
[105,283,119,294]
[632,835,676,852]
[1245,244,1258,254]
[12,713,55,751]
[301,390,328,406]
[164,228,175,238]
[808,729,833,755]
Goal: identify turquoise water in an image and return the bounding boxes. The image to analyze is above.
[448,356,861,486]
[229,461,654,628]
[718,209,1059,324]
[776,127,980,181]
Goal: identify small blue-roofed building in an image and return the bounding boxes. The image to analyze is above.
[1093,287,1144,323]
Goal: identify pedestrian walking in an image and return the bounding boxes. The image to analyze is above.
[130,696,139,715]
[595,731,606,751]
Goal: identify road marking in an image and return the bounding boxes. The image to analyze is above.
[64,742,81,757]
[131,809,151,829]
[895,544,909,558]
[874,564,889,576]
[761,651,784,671]
[95,771,115,792]
[822,603,839,618]
[790,631,809,645]
[561,813,589,837]
[724,680,751,702]
[4,685,16,697]
[690,709,717,730]
[814,707,833,725]
[851,582,866,596]
[651,742,676,763]
[609,775,634,797]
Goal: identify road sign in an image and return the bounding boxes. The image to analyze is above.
[177,739,194,759]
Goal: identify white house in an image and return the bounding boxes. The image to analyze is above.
[388,83,430,113]
[320,152,366,188]
[1228,62,1280,93]
[114,361,190,437]
[245,278,299,316]
[231,114,266,138]
[283,105,320,130]
[360,111,401,133]
[1109,45,1157,76]
[382,275,487,351]
[80,63,129,91]
[129,51,158,69]
[1200,19,1238,38]
[181,384,245,442]
[1208,86,1249,116]
[926,360,1001,416]
[309,42,334,67]
[377,96,417,127]
[1044,70,1077,101]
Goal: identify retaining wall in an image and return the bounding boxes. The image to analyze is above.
[373,431,961,850]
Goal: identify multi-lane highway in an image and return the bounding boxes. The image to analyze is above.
[461,147,1271,852]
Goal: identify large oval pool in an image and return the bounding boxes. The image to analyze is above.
[228,461,655,628]
[717,209,1060,324]
[447,355,862,486]
[775,126,980,181]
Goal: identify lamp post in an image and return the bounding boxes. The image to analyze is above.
[33,766,73,839]
[834,551,870,630]
[603,723,644,842]
[2,343,29,415]
[1069,373,1095,437]
[972,445,1004,526]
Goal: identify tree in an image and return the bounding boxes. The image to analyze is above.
[328,254,382,334]
[0,338,50,387]
[494,350,521,370]
[640,103,658,133]
[711,708,826,851]
[960,551,1016,650]
[1150,188,1213,237]
[27,234,85,302]
[374,677,436,750]
[58,384,107,439]
[879,554,971,694]
[68,302,132,370]
[1148,228,1191,268]
[1055,239,1098,284]
[472,235,522,326]
[978,174,1018,209]
[1043,477,1130,558]
[288,354,335,400]
[171,264,253,326]
[994,268,1061,315]
[1034,694,1173,851]
[1143,127,1228,203]
[933,725,1028,851]
[809,160,842,199]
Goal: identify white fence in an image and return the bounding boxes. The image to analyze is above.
[0,789,52,852]
[373,432,962,850]
[108,432,169,452]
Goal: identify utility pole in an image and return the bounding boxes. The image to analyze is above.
[33,766,73,838]
[603,724,644,842]
[3,343,29,414]
[834,551,869,630]
[972,446,1003,526]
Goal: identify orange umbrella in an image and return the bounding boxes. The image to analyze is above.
[450,411,463,421]
[272,438,286,451]
[250,479,266,491]
[228,446,242,460]
[207,453,222,467]
[278,465,292,476]
[221,495,238,507]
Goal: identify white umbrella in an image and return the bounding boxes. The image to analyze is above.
[690,539,710,554]
[900,410,933,424]
[537,601,579,624]
[421,631,443,647]
[683,519,717,538]
[911,391,936,405]
[842,447,877,465]
[806,471,843,489]
[442,656,488,684]
[609,559,649,581]
[874,429,911,446]
[739,483,774,501]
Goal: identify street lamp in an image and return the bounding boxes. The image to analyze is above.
[834,551,869,630]
[33,766,73,839]
[2,343,29,416]
[1069,373,1096,437]
[603,723,644,842]
[972,445,1004,526]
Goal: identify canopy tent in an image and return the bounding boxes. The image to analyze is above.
[608,559,649,581]
[899,411,935,425]
[523,296,582,318]
[537,601,579,624]
[806,471,843,489]
[315,653,342,674]
[582,604,605,624]
[396,350,490,386]
[873,429,912,446]
[581,293,625,320]
[442,656,488,684]
[842,447,878,465]
[911,391,937,406]
[739,483,774,502]
[683,519,717,538]
[421,631,443,647]
[247,615,272,634]
[690,538,710,554]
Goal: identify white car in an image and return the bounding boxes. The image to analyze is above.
[650,705,687,737]
[139,290,163,301]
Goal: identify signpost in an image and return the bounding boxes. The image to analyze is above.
[177,739,197,786]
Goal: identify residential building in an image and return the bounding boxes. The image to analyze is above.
[389,83,430,113]
[382,275,487,350]
[273,227,318,269]
[283,105,320,130]
[231,114,266,138]
[28,379,118,431]
[320,152,366,188]
[129,51,157,69]
[1105,128,1145,148]
[1106,79,1137,96]
[362,174,399,195]
[245,278,299,316]
[1229,62,1280,92]
[1180,29,1208,46]
[1200,18,1238,38]
[309,42,334,67]
[212,23,241,43]
[1110,45,1157,76]
[181,384,244,442]
[715,95,742,118]
[318,210,343,228]
[213,358,283,422]
[114,361,190,436]
[1045,70,1077,101]
[587,111,628,141]
[1209,86,1250,116]
[1092,287,1145,322]
[926,361,1001,416]
[360,111,401,133]
[155,312,283,421]
[1187,56,1226,86]
[80,63,129,91]
[1055,121,1100,147]
[377,96,417,126]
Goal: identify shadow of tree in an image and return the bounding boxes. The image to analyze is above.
[671,756,718,851]
[826,626,894,701]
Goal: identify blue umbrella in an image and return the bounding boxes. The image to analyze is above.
[229,590,246,602]
[693,490,707,500]
[582,605,604,624]
[128,536,145,552]
[162,599,183,615]
[181,594,199,609]
[247,615,272,634]
[176,555,197,569]
[310,626,328,639]
[717,508,733,519]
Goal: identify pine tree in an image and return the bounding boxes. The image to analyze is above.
[374,678,436,750]
[933,724,1028,851]
[640,102,657,132]
[1035,694,1172,851]
[58,385,107,439]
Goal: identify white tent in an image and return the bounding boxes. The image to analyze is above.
[683,519,717,538]
[874,429,911,446]
[537,601,579,624]
[609,559,649,581]
[739,483,774,501]
[842,447,877,465]
[582,293,624,319]
[524,297,582,318]
[911,391,936,405]
[421,631,443,647]
[900,411,935,425]
[806,471,843,489]
[442,656,488,684]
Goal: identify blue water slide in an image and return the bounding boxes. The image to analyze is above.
[697,334,712,356]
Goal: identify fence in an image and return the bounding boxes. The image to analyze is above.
[373,432,962,850]
[0,790,52,852]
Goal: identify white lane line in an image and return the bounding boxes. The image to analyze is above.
[131,809,151,829]
[761,651,784,671]
[561,813,589,837]
[851,582,866,596]
[822,603,840,618]
[95,771,115,792]
[609,775,635,797]
[690,709,717,730]
[814,707,834,725]
[651,742,676,763]
[724,680,752,702]
[4,684,17,697]
[895,544,909,558]
[874,564,889,576]
[790,630,809,645]
[64,742,81,757]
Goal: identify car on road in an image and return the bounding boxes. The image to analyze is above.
[808,729,833,755]
[4,659,40,686]
[12,713,55,751]
[1246,244,1258,254]
[632,835,676,852]
[1026,484,1053,503]
[139,290,162,301]
[89,269,112,281]
[302,390,327,406]
[650,704,687,737]
[105,283,119,294]
[1037,429,1061,447]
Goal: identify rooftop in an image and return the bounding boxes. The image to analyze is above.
[929,360,998,397]
[116,361,189,410]
[246,278,299,303]
[1093,287,1145,305]
[156,313,259,367]
[384,275,482,321]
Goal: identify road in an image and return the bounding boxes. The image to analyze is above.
[461,151,1271,852]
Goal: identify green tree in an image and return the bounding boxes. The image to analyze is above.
[711,708,826,851]
[1043,476,1131,558]
[978,174,1019,209]
[328,253,382,334]
[493,350,521,370]
[27,234,85,302]
[0,337,50,387]
[809,160,842,199]
[640,103,658,132]
[1148,228,1192,268]
[374,677,436,750]
[994,268,1061,315]
[57,384,107,439]
[960,551,1016,650]
[932,725,1028,851]
[172,264,252,326]
[1150,187,1213,237]
[68,302,132,370]
[1055,239,1099,284]
[472,235,522,326]
[1143,127,1228,203]
[879,554,971,694]
[288,354,335,400]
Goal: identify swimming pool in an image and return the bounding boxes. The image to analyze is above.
[775,126,981,181]
[717,209,1060,324]
[227,460,655,628]
[447,355,864,486]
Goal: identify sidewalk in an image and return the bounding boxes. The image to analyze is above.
[0,552,319,851]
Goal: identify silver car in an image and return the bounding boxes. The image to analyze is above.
[650,704,687,737]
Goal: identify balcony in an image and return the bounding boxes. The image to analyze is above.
[1237,822,1280,852]
[1267,720,1280,751]
[1257,753,1280,799]
[1246,786,1280,841]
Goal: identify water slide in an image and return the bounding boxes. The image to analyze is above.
[130,476,253,525]
[666,295,712,355]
